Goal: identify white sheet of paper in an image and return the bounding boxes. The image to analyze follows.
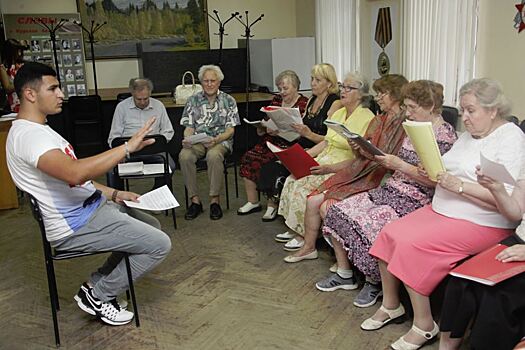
[118,162,144,175]
[185,133,213,144]
[124,185,179,211]
[480,152,517,185]
[143,164,172,175]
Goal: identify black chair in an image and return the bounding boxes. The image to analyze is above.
[183,155,239,210]
[116,92,132,103]
[112,135,177,229]
[520,119,525,133]
[442,105,459,130]
[506,115,520,125]
[28,194,140,347]
[68,95,105,158]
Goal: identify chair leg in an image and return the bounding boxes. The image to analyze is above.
[124,254,140,327]
[234,164,239,198]
[224,166,230,210]
[171,208,177,229]
[48,259,60,311]
[44,258,61,347]
[184,186,189,209]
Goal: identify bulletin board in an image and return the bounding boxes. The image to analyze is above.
[2,13,88,99]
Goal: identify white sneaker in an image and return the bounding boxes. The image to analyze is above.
[262,207,278,222]
[283,237,305,251]
[237,202,261,215]
[274,231,295,243]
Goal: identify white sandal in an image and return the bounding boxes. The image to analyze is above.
[262,207,278,221]
[360,304,406,331]
[390,321,439,350]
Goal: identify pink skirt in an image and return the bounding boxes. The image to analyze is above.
[370,205,512,296]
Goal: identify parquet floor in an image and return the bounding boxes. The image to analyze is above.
[0,172,446,349]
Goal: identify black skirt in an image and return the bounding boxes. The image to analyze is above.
[440,235,525,350]
[256,160,290,200]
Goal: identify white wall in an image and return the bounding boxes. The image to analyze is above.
[1,0,300,90]
[476,0,525,119]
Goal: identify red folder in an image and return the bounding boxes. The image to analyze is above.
[266,141,319,179]
[449,244,525,286]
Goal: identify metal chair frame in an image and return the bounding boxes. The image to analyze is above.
[28,194,140,347]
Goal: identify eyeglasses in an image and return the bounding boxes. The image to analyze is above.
[375,91,389,99]
[400,103,421,112]
[338,83,359,93]
[202,79,217,85]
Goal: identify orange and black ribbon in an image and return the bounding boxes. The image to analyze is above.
[375,7,392,49]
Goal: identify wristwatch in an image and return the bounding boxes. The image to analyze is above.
[458,181,464,194]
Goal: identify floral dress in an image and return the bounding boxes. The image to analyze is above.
[322,121,457,282]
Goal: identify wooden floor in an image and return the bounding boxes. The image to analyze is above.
[0,172,449,350]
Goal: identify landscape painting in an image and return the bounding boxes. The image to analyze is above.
[77,0,209,58]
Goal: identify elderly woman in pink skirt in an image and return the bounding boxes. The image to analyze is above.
[361,78,525,350]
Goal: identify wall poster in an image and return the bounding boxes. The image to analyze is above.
[3,13,88,99]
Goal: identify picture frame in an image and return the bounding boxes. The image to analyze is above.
[76,0,209,59]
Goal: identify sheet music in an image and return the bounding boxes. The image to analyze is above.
[0,112,16,121]
[124,185,180,211]
[480,152,517,185]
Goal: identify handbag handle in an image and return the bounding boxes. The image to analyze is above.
[182,71,196,87]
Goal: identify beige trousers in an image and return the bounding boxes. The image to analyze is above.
[178,143,228,199]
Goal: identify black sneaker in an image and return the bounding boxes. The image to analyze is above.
[74,282,128,313]
[210,203,223,220]
[184,202,203,220]
[76,284,134,326]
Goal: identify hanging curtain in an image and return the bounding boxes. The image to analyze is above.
[400,0,478,105]
[315,0,361,80]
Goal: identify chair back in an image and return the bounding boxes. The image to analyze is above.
[28,194,54,260]
[112,135,170,174]
[506,115,519,125]
[68,95,103,122]
[117,92,132,103]
[442,106,459,130]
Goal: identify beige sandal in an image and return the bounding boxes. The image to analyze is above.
[390,321,439,350]
[360,304,406,331]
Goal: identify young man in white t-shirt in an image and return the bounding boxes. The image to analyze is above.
[6,62,172,326]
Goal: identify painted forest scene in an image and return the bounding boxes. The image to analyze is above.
[78,0,208,58]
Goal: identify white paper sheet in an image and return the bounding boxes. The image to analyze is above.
[118,162,144,175]
[124,185,179,211]
[480,153,517,185]
[143,164,172,175]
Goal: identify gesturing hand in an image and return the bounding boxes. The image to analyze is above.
[127,117,156,153]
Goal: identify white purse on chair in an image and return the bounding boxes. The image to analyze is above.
[175,71,203,105]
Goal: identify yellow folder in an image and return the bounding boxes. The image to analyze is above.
[402,120,445,181]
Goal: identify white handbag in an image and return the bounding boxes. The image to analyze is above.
[175,71,203,105]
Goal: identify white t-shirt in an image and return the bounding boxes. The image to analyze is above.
[6,119,102,242]
[433,123,525,228]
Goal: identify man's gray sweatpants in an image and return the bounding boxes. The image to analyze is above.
[53,201,171,302]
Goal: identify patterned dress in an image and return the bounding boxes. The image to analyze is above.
[322,121,457,282]
[239,94,308,182]
[278,105,375,235]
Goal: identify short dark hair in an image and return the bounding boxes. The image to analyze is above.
[14,62,57,99]
[373,74,408,103]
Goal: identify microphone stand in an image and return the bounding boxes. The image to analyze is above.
[73,20,107,96]
[204,9,238,67]
[33,17,69,88]
[234,11,263,141]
